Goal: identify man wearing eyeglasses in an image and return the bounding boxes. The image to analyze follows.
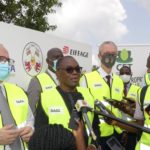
[27,48,63,116]
[80,41,125,150]
[0,44,34,150]
[34,56,96,149]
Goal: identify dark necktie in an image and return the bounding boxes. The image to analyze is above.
[0,87,22,150]
[106,75,111,87]
[124,84,128,97]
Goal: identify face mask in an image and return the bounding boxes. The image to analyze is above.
[52,59,58,71]
[120,74,131,83]
[101,53,116,68]
[0,63,10,81]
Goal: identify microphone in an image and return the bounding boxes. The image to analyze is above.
[75,100,97,141]
[94,99,113,115]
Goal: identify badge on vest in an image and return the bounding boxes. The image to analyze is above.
[94,83,102,88]
[15,99,25,105]
[130,93,136,97]
[114,88,120,93]
[49,106,64,114]
[45,86,53,90]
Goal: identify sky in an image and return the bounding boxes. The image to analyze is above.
[47,0,150,65]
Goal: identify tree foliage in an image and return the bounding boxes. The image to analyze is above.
[0,0,62,32]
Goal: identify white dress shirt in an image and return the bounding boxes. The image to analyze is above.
[80,67,112,87]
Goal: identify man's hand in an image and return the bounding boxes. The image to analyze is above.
[0,124,20,145]
[72,120,87,150]
[72,120,84,138]
[19,126,34,142]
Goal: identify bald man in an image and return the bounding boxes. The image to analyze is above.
[0,44,34,150]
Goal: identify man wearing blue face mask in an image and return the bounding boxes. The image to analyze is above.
[0,44,34,150]
[27,48,63,116]
[0,48,11,81]
[80,41,124,150]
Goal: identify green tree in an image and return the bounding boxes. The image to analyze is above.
[0,0,62,32]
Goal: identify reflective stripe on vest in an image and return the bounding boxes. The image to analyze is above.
[37,73,56,92]
[82,71,124,136]
[0,82,28,150]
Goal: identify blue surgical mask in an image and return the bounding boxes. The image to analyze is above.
[52,59,58,71]
[0,63,10,81]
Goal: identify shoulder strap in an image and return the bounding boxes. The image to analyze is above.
[140,85,149,111]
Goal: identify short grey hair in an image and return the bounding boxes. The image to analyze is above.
[98,41,117,54]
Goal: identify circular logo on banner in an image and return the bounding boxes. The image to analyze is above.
[22,42,43,77]
[116,48,133,63]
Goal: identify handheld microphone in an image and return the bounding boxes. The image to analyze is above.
[94,99,113,115]
[75,100,93,112]
[75,100,97,141]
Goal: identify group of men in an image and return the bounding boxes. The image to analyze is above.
[0,41,150,150]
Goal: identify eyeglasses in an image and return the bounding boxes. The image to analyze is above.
[0,56,14,65]
[59,66,82,74]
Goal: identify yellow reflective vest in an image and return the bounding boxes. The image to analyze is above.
[126,84,141,101]
[135,86,150,150]
[80,70,124,137]
[145,73,150,85]
[0,82,28,150]
[41,87,94,143]
[36,72,56,91]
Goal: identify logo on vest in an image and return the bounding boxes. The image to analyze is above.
[115,88,120,93]
[130,93,136,97]
[15,99,25,105]
[45,86,53,90]
[94,84,102,87]
[49,106,64,114]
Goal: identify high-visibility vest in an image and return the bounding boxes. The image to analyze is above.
[144,73,150,85]
[80,70,124,137]
[41,87,94,143]
[122,84,140,122]
[36,72,56,92]
[126,84,141,101]
[0,82,28,150]
[135,86,150,150]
